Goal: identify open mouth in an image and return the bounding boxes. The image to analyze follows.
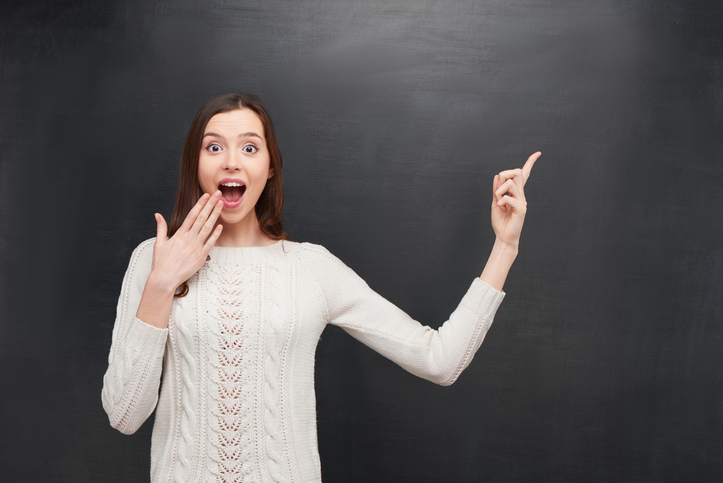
[218,181,247,203]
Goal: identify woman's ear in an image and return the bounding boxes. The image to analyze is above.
[267,168,274,179]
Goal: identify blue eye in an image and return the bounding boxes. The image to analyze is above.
[243,145,258,154]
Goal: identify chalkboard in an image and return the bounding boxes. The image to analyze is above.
[1,0,722,481]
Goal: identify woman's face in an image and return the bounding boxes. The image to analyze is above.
[198,108,273,228]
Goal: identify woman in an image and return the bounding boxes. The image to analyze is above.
[102,93,539,482]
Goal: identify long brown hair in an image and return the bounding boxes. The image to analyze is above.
[169,93,289,296]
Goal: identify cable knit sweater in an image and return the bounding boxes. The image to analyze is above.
[102,238,505,483]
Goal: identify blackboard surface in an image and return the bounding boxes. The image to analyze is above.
[1,0,722,481]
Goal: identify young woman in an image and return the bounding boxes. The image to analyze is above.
[102,93,539,482]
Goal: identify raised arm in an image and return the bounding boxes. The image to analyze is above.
[301,152,540,386]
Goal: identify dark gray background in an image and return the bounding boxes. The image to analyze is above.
[1,0,722,481]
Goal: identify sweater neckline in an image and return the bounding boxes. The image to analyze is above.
[208,240,294,265]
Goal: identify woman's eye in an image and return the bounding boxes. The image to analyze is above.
[206,143,222,153]
[243,145,258,154]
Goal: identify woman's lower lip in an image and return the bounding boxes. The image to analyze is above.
[222,194,244,209]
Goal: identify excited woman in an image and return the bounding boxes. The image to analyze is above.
[101,93,539,482]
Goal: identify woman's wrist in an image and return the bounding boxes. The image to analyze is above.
[145,270,181,297]
[491,237,519,259]
[479,238,519,291]
[136,273,176,329]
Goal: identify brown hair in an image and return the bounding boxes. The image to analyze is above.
[169,93,289,296]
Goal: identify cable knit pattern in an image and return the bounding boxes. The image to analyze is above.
[102,239,506,482]
[173,277,200,482]
[263,259,294,482]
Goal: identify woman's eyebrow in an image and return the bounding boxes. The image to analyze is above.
[202,132,262,139]
[238,132,262,139]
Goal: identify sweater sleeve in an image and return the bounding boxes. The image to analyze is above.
[298,244,505,386]
[101,238,168,434]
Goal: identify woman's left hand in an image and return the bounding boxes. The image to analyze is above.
[490,151,541,248]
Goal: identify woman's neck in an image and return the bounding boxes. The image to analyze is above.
[215,215,275,247]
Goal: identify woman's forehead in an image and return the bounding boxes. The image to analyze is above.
[205,109,265,138]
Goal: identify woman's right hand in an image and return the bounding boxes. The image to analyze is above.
[150,191,224,293]
[136,191,223,328]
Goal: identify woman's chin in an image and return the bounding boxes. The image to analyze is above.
[219,208,256,228]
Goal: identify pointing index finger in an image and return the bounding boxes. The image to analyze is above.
[522,151,541,183]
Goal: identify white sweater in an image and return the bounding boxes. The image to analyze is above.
[102,238,505,483]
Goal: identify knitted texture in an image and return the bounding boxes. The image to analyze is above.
[102,239,505,482]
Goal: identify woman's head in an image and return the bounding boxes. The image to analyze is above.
[168,93,287,240]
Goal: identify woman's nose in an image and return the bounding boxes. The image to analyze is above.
[223,151,241,171]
